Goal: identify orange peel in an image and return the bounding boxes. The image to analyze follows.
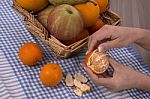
[85,49,109,74]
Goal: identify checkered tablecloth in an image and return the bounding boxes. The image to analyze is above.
[0,0,150,99]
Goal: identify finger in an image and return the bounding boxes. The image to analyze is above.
[81,62,86,68]
[87,29,107,54]
[86,37,94,55]
[86,37,97,55]
[82,62,110,78]
[102,71,112,78]
[87,36,92,49]
[107,57,122,71]
[84,66,111,85]
[83,66,99,82]
[98,39,120,52]
[87,25,111,54]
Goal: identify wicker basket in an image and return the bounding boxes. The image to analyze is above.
[13,1,121,58]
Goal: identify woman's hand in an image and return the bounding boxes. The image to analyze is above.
[83,57,150,92]
[87,25,145,54]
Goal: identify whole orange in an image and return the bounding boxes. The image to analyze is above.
[93,0,109,13]
[88,18,105,34]
[40,63,63,87]
[18,42,42,65]
[16,0,49,12]
[74,1,100,28]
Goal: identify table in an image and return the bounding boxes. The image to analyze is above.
[0,0,150,99]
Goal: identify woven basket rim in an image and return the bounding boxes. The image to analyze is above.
[12,0,121,58]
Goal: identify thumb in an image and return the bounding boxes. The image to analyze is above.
[107,57,123,71]
[98,39,120,52]
[83,66,111,85]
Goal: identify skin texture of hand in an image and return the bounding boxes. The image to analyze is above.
[83,57,150,92]
[86,25,150,54]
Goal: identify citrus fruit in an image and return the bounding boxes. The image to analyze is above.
[85,49,109,74]
[40,63,63,87]
[74,73,88,83]
[16,0,49,12]
[18,42,42,65]
[93,0,109,13]
[65,73,74,87]
[74,1,100,28]
[88,18,105,34]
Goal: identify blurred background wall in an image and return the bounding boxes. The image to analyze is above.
[110,0,150,64]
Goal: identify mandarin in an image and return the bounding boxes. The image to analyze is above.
[88,18,105,34]
[85,49,109,74]
[16,0,49,12]
[18,42,42,65]
[74,1,100,28]
[40,63,63,87]
[93,0,109,13]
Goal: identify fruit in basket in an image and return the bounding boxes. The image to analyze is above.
[47,4,83,41]
[48,0,90,5]
[74,1,100,28]
[16,0,49,12]
[85,49,109,74]
[93,0,109,13]
[40,63,63,87]
[37,5,54,28]
[88,18,105,34]
[61,29,89,46]
[75,29,89,42]
[18,42,42,65]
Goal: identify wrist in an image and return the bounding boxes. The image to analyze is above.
[135,73,150,92]
[134,28,146,44]
[134,28,150,50]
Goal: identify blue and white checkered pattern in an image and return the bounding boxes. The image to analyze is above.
[0,0,150,98]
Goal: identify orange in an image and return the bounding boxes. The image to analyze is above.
[16,0,49,12]
[85,51,93,66]
[40,63,63,87]
[61,29,89,46]
[74,1,100,28]
[93,0,109,13]
[88,18,105,34]
[85,49,109,74]
[18,42,42,65]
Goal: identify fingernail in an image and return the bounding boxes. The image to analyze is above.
[86,51,89,55]
[83,66,86,70]
[98,46,102,52]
